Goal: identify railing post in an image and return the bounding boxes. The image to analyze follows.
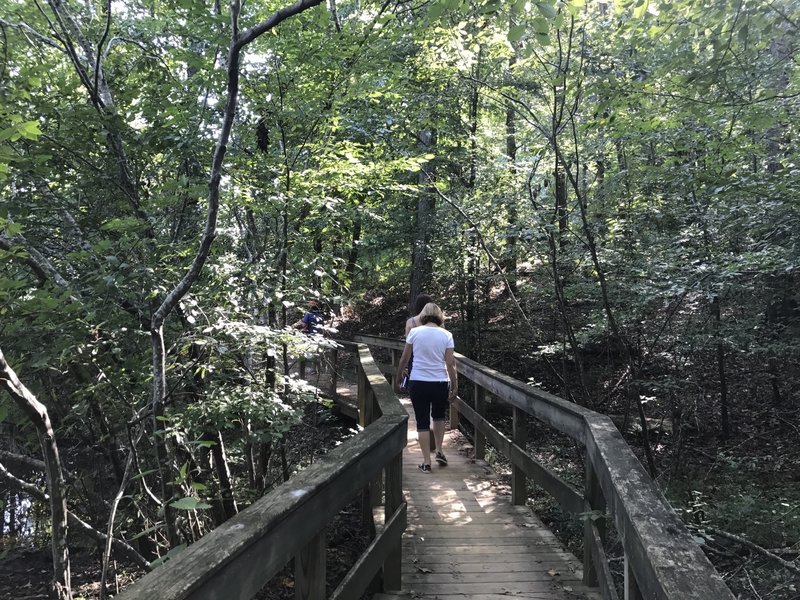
[390,348,401,387]
[450,373,460,431]
[357,366,369,428]
[473,385,486,461]
[328,347,338,399]
[583,459,606,586]
[357,363,372,527]
[624,553,644,600]
[383,451,404,591]
[511,406,527,505]
[295,531,326,600]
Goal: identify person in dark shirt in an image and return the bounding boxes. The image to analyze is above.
[294,299,324,334]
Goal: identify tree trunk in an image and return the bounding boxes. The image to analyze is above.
[555,161,568,249]
[504,43,518,294]
[713,296,731,438]
[345,215,362,285]
[211,431,238,520]
[409,130,436,302]
[0,349,73,600]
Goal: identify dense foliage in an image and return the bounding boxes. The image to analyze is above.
[0,0,797,598]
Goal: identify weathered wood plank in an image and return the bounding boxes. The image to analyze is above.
[405,551,578,564]
[403,560,580,573]
[453,353,590,441]
[404,571,586,584]
[118,417,406,600]
[583,457,607,588]
[586,520,620,600]
[358,345,406,418]
[376,595,588,600]
[330,503,407,600]
[585,419,733,600]
[353,334,405,351]
[351,334,735,600]
[406,524,562,538]
[455,398,584,514]
[401,581,584,595]
[383,452,404,591]
[295,531,325,600]
[474,384,487,460]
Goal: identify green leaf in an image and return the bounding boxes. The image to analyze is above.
[170,497,212,510]
[132,468,159,480]
[536,2,557,19]
[149,543,187,568]
[100,217,143,232]
[737,24,748,44]
[128,523,163,540]
[532,17,550,34]
[508,24,526,43]
[19,121,42,140]
[427,1,445,19]
[633,0,649,18]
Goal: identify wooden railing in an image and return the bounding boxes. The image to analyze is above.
[353,333,735,600]
[117,343,407,600]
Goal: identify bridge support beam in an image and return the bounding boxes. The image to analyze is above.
[583,460,606,587]
[383,451,403,590]
[625,553,644,600]
[327,347,338,399]
[296,531,326,600]
[473,385,486,461]
[511,406,527,505]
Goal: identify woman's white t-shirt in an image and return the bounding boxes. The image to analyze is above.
[407,325,454,382]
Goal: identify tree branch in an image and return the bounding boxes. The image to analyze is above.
[0,17,63,50]
[0,232,70,288]
[0,348,72,597]
[702,526,800,576]
[0,459,151,571]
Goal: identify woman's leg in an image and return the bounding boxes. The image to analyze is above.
[432,419,445,456]
[430,382,449,460]
[417,431,432,466]
[409,382,432,466]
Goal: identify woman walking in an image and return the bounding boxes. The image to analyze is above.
[394,303,458,473]
[401,293,434,388]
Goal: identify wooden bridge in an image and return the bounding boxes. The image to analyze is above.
[117,335,735,600]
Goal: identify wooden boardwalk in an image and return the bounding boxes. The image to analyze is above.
[374,398,601,600]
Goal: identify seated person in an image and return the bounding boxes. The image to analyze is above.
[293,299,324,335]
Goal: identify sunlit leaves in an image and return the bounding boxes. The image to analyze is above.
[170,497,212,510]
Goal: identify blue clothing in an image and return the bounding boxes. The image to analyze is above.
[302,310,324,334]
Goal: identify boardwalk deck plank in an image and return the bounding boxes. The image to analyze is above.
[394,398,601,600]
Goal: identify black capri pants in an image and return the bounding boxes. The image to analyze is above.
[408,380,449,432]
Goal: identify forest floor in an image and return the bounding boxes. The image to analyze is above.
[0,402,371,600]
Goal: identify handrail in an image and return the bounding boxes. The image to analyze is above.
[117,342,407,600]
[353,333,734,600]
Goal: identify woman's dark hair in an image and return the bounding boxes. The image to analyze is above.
[413,293,434,315]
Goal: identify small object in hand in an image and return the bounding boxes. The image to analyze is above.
[401,374,409,390]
